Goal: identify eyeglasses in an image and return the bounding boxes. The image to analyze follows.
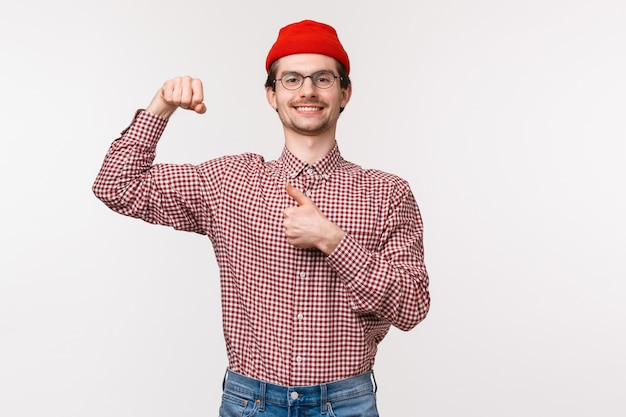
[274,71,341,90]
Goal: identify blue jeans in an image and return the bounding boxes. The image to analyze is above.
[219,369,380,417]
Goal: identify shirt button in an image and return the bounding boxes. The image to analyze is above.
[297,313,304,320]
[296,356,302,363]
[299,272,306,278]
[306,168,314,175]
[304,189,311,197]
[291,391,299,400]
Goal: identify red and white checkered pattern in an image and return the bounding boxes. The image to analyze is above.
[93,111,430,386]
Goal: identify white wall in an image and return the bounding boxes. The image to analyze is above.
[1,1,624,416]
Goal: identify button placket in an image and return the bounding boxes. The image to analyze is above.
[293,267,309,370]
[303,170,313,197]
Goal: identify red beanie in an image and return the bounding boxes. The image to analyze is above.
[265,20,350,74]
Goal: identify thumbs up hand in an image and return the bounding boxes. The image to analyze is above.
[283,183,345,255]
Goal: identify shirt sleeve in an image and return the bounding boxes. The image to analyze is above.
[326,182,430,331]
[92,110,216,236]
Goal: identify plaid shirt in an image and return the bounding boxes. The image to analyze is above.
[93,110,430,386]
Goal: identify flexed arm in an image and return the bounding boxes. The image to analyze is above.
[93,76,212,234]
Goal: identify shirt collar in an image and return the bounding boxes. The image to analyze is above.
[280,143,342,181]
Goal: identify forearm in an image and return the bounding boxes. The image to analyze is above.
[145,92,179,119]
[328,233,430,331]
[93,110,167,214]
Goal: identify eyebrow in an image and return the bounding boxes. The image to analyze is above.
[278,69,334,77]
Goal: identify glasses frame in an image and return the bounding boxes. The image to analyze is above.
[274,70,342,91]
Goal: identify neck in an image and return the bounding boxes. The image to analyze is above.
[284,130,336,164]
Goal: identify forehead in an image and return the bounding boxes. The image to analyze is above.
[274,53,338,74]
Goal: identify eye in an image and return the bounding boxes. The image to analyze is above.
[314,72,335,87]
[282,73,302,85]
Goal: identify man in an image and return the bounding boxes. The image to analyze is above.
[94,19,429,417]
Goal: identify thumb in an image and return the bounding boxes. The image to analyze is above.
[285,182,310,206]
[193,103,207,114]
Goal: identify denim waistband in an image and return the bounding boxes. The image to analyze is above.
[222,369,377,413]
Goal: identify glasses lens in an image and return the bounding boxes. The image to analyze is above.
[281,73,303,90]
[313,72,336,89]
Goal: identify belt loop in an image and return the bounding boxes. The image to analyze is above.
[320,384,328,414]
[371,370,378,393]
[222,369,228,391]
[258,381,266,411]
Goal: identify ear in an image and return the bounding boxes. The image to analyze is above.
[340,83,352,109]
[266,86,278,111]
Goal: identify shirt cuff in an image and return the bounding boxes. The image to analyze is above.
[118,109,168,137]
[326,233,370,281]
[115,109,169,149]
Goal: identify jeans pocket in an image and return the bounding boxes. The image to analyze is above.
[219,392,259,417]
[327,392,379,417]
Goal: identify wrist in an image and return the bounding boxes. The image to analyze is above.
[145,93,177,119]
[319,224,345,256]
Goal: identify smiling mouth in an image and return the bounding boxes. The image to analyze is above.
[295,106,323,112]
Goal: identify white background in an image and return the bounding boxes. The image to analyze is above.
[1,1,625,416]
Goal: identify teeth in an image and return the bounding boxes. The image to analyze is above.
[296,106,321,111]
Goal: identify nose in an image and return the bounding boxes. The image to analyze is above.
[299,76,317,96]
